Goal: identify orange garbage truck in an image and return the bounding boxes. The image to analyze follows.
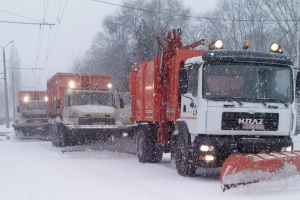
[47,72,133,147]
[13,91,51,139]
[129,29,300,190]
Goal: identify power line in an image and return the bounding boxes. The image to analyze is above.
[37,0,69,90]
[6,68,45,70]
[47,0,69,59]
[92,0,297,22]
[35,0,50,68]
[0,9,52,24]
[0,20,54,26]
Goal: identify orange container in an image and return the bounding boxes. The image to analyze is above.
[18,91,47,103]
[130,49,204,123]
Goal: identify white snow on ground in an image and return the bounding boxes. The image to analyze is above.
[1,123,300,200]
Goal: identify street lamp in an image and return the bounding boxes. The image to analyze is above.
[0,40,14,128]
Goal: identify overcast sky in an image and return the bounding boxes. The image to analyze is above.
[0,0,216,90]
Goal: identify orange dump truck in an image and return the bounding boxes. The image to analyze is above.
[47,73,133,147]
[129,29,300,190]
[12,91,51,139]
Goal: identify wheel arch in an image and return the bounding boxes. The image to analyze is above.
[175,120,192,145]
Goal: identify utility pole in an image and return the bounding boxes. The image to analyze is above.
[12,69,15,120]
[1,40,14,128]
[9,61,21,121]
[296,1,300,69]
[297,18,299,69]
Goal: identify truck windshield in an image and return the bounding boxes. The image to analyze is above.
[21,101,48,118]
[69,92,113,106]
[22,101,47,111]
[203,63,293,104]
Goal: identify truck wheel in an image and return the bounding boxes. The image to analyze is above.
[150,145,163,163]
[136,128,153,163]
[175,134,196,177]
[60,132,69,147]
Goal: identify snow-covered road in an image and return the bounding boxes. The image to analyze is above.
[1,125,300,200]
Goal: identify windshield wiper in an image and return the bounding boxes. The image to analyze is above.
[225,97,243,106]
[261,98,289,108]
[208,97,243,106]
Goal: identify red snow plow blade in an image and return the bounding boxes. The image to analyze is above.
[220,151,300,191]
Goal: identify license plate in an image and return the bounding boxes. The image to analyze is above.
[242,124,264,130]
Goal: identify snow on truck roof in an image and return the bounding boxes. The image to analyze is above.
[185,50,293,66]
[185,56,203,65]
[202,50,293,65]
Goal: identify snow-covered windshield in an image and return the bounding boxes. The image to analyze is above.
[203,63,293,104]
[21,101,48,118]
[22,101,47,111]
[69,91,113,106]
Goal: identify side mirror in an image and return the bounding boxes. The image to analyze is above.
[297,72,300,88]
[67,95,71,107]
[56,99,61,109]
[296,72,300,98]
[17,106,20,113]
[178,68,188,94]
[120,98,124,109]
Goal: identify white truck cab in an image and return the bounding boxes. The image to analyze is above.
[177,47,297,168]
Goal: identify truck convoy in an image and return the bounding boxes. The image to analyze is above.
[13,91,51,140]
[45,29,300,191]
[129,29,300,190]
[47,73,132,147]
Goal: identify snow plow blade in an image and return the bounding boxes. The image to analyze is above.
[220,151,300,191]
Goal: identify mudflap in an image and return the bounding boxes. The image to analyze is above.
[220,151,300,191]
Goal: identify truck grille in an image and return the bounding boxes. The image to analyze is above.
[78,117,115,125]
[221,112,279,131]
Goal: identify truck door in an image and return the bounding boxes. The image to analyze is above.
[115,92,132,125]
[180,64,206,134]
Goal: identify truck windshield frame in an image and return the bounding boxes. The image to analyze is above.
[22,101,48,111]
[202,62,294,104]
[21,101,49,118]
[69,91,113,106]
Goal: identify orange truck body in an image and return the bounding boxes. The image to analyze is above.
[130,49,204,123]
[18,91,47,104]
[47,72,111,116]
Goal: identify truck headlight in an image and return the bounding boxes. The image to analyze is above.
[199,155,215,161]
[24,96,29,102]
[69,81,75,89]
[209,39,223,50]
[282,146,292,152]
[200,145,214,152]
[269,42,283,54]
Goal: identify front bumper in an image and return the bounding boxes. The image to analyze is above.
[13,123,51,138]
[193,135,293,168]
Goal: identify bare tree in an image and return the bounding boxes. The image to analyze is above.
[261,0,300,63]
[73,0,191,91]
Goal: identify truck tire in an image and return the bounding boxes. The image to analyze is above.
[150,145,163,163]
[60,132,69,147]
[136,126,163,163]
[136,128,153,163]
[175,134,196,177]
[51,124,69,147]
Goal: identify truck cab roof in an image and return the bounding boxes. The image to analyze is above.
[202,50,293,65]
